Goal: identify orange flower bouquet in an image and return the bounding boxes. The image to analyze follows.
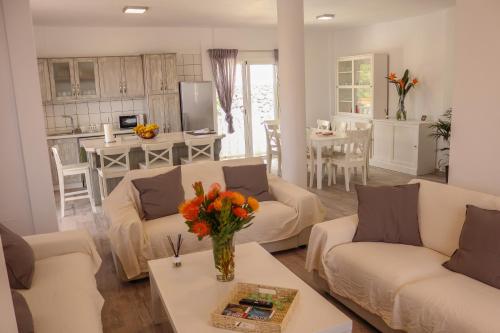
[386,69,419,121]
[179,181,259,281]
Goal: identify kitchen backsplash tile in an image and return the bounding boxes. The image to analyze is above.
[64,103,77,115]
[88,102,100,114]
[76,102,89,115]
[110,100,123,112]
[122,99,134,111]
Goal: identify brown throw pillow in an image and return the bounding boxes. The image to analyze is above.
[353,183,422,246]
[11,290,34,333]
[223,164,274,201]
[443,205,500,289]
[0,224,34,289]
[132,167,185,220]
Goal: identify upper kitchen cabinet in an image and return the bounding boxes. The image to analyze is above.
[98,56,144,99]
[144,54,178,95]
[37,59,51,104]
[48,57,100,102]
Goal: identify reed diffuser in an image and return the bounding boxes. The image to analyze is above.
[167,234,183,267]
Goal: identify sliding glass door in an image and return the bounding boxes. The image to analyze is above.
[217,52,278,158]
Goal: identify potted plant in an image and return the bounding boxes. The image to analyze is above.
[429,108,452,182]
[386,70,419,120]
[179,182,259,282]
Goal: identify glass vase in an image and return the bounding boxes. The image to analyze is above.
[211,234,235,282]
[396,96,407,121]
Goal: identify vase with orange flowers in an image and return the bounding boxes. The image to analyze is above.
[387,70,419,121]
[179,182,259,282]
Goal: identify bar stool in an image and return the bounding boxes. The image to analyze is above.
[181,137,215,164]
[139,141,174,169]
[96,147,130,199]
[51,145,96,217]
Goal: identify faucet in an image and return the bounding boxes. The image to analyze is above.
[62,115,82,134]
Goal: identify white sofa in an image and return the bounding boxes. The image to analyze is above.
[104,157,325,281]
[306,179,500,333]
[15,229,104,333]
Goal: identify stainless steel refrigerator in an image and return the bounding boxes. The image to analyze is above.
[179,81,214,131]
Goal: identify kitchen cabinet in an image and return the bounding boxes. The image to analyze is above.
[144,54,178,95]
[98,56,144,99]
[38,59,51,104]
[148,93,181,133]
[48,57,100,101]
[371,119,436,175]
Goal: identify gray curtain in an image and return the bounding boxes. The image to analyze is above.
[208,49,238,133]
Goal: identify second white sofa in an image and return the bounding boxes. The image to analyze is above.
[104,157,325,280]
[306,179,500,333]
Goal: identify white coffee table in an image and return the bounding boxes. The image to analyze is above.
[149,242,352,333]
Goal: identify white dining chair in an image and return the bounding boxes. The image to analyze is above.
[96,147,130,199]
[51,145,96,217]
[317,119,331,131]
[139,141,174,169]
[181,137,215,164]
[332,120,349,132]
[328,129,371,191]
[264,122,282,176]
[307,134,332,188]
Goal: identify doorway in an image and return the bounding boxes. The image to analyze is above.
[217,52,278,158]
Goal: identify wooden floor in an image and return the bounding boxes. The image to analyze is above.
[56,166,444,333]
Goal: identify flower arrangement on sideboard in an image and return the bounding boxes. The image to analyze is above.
[386,70,419,121]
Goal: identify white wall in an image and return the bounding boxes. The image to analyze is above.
[331,8,455,122]
[0,0,58,235]
[34,25,332,127]
[448,0,500,195]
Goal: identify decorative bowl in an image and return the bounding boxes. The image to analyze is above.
[134,124,159,139]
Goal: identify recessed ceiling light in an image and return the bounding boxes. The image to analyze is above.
[316,14,335,21]
[123,6,148,14]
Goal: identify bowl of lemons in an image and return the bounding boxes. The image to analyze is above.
[133,123,159,139]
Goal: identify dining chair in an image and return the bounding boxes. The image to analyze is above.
[316,119,331,130]
[332,119,349,132]
[96,147,131,199]
[353,121,373,178]
[307,133,332,188]
[139,141,174,169]
[51,145,96,217]
[181,137,215,164]
[264,122,282,176]
[328,129,371,191]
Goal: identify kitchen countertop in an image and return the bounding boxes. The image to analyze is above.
[46,129,134,140]
[80,132,224,153]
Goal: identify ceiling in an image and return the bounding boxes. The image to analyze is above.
[30,0,455,28]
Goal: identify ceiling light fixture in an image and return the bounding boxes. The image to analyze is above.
[123,6,148,14]
[316,14,335,21]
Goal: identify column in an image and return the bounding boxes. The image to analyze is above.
[277,0,307,187]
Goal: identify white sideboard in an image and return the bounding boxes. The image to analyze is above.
[370,119,436,175]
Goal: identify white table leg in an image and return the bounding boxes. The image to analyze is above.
[316,142,323,190]
[150,273,167,325]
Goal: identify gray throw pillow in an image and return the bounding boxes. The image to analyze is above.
[0,224,34,289]
[132,167,185,220]
[223,164,275,201]
[353,183,422,246]
[443,205,500,289]
[11,290,34,333]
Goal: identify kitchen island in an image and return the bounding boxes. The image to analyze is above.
[80,131,223,205]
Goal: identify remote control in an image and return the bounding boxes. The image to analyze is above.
[239,298,273,309]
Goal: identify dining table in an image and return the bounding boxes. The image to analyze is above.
[309,130,349,190]
[80,131,224,205]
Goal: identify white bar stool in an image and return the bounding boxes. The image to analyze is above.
[51,145,96,217]
[181,137,215,164]
[96,147,130,199]
[139,141,174,169]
